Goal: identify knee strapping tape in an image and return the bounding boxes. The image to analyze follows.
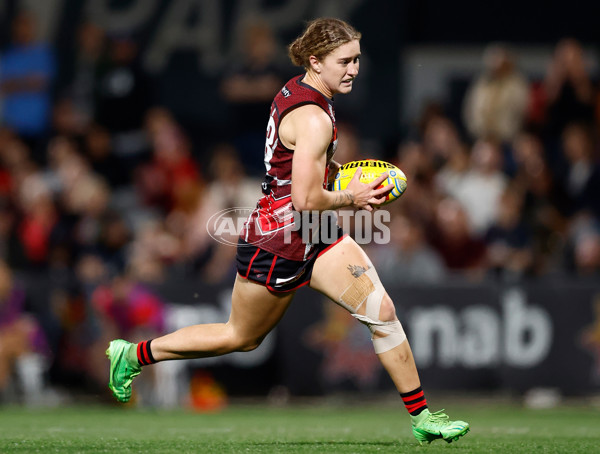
[340,267,407,354]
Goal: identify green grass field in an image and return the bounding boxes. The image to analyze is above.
[1,398,599,453]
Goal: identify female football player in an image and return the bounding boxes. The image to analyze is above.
[106,18,469,445]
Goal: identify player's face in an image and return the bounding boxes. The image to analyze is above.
[320,40,361,95]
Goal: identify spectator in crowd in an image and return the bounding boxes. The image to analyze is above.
[427,198,487,275]
[44,254,104,393]
[484,187,533,280]
[0,260,49,401]
[94,34,152,156]
[126,218,179,283]
[393,141,438,227]
[0,11,56,162]
[435,142,470,199]
[367,213,446,284]
[543,39,595,142]
[220,19,288,175]
[560,122,600,218]
[64,172,111,255]
[333,121,365,165]
[50,96,90,138]
[184,143,262,282]
[447,139,508,235]
[511,131,568,274]
[0,135,39,243]
[564,216,600,277]
[462,44,530,144]
[572,228,600,276]
[94,212,131,276]
[0,198,26,267]
[421,113,464,169]
[16,170,58,269]
[61,21,106,129]
[91,273,165,344]
[41,137,105,257]
[83,124,129,188]
[90,272,166,401]
[135,107,201,213]
[202,143,261,211]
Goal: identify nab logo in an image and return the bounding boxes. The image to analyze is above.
[281,87,291,98]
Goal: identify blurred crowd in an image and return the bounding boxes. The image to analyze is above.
[0,11,599,400]
[368,39,600,284]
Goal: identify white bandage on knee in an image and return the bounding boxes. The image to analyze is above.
[339,267,407,354]
[351,315,406,354]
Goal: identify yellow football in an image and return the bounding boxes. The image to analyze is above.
[331,159,407,205]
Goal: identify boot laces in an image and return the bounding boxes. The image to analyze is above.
[425,410,450,426]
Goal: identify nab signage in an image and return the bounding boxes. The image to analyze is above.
[407,288,553,368]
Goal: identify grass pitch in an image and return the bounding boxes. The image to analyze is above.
[1,398,599,453]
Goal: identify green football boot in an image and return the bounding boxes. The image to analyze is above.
[106,339,141,403]
[411,409,469,445]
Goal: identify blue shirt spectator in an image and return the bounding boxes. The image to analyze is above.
[0,12,55,138]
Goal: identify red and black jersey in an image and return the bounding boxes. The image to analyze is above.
[240,75,338,261]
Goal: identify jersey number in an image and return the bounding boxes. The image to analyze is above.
[264,111,278,172]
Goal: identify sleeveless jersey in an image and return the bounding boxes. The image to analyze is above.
[240,75,338,261]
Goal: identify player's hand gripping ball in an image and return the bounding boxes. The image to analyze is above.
[331,159,407,205]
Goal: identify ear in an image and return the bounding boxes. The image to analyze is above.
[308,55,321,73]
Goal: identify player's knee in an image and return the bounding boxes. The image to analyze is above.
[237,340,262,352]
[339,267,407,354]
[378,294,397,322]
[231,334,264,352]
[223,322,263,353]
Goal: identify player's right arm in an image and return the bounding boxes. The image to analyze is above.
[283,105,389,212]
